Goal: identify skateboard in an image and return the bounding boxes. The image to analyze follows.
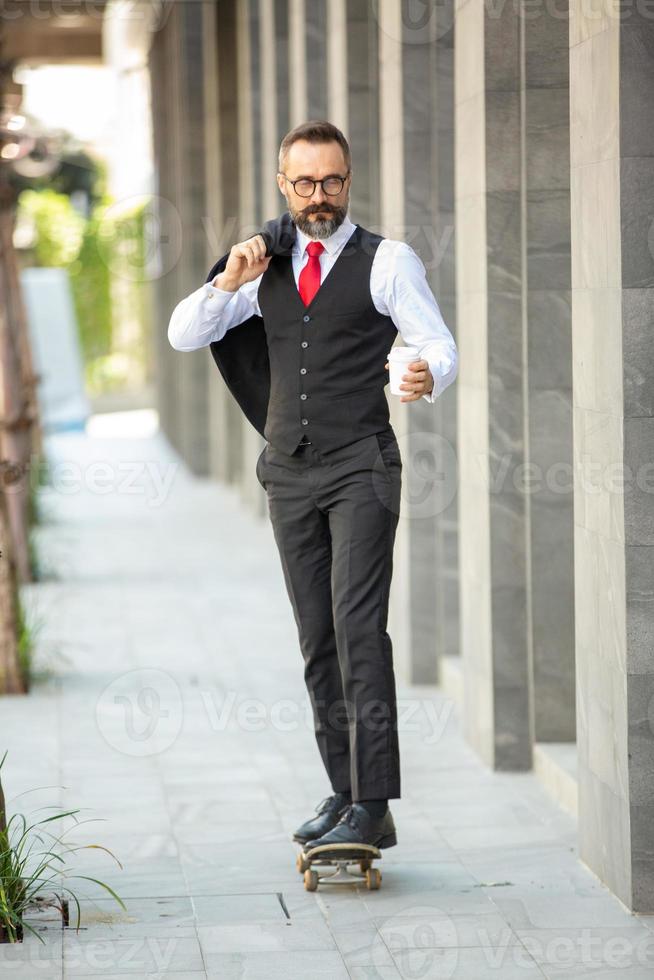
[295,842,383,891]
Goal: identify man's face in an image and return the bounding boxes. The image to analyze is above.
[277,139,351,239]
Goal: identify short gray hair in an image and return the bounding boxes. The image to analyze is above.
[278,120,351,174]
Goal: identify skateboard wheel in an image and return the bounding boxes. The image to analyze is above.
[365,868,381,890]
[304,869,319,891]
[296,852,310,873]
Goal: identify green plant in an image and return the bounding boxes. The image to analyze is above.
[26,454,58,584]
[26,530,39,586]
[26,477,39,533]
[27,469,41,582]
[17,188,113,368]
[14,597,43,690]
[26,451,51,532]
[70,194,113,366]
[16,161,152,398]
[0,751,126,944]
[85,195,151,394]
[18,189,85,268]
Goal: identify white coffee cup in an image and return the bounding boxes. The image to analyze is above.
[387,346,421,395]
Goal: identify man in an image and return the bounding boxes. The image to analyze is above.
[168,120,457,852]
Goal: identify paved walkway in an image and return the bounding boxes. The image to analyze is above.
[1,410,652,979]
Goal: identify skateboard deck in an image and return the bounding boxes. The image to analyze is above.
[296,842,383,891]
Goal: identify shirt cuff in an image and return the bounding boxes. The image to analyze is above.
[422,363,440,403]
[204,281,238,308]
[422,346,459,403]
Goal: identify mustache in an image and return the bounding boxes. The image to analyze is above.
[304,206,339,215]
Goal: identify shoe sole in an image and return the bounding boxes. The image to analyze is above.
[292,830,337,844]
[293,817,347,845]
[299,831,398,850]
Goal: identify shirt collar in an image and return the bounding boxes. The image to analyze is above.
[293,214,357,258]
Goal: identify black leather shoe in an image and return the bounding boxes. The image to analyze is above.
[292,793,352,844]
[305,802,397,850]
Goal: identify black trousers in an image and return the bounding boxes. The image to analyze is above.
[255,427,402,801]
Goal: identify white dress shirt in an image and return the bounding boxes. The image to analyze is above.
[168,214,458,402]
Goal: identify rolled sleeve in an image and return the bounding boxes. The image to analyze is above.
[168,276,262,351]
[376,240,458,403]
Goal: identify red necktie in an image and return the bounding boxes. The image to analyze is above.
[298,240,325,306]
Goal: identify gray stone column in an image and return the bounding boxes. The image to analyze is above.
[248,0,263,225]
[172,0,211,475]
[274,0,290,139]
[200,0,252,489]
[203,0,241,486]
[454,0,576,766]
[400,0,458,683]
[327,0,348,131]
[205,0,282,507]
[239,0,267,514]
[524,4,575,742]
[149,1,210,475]
[288,0,307,125]
[454,0,531,769]
[305,0,327,119]
[570,2,654,913]
[377,0,412,683]
[346,0,380,227]
[148,11,180,452]
[430,3,459,675]
[260,0,279,217]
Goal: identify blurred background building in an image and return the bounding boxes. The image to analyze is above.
[5,0,654,912]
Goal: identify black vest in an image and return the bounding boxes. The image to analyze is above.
[258,223,397,453]
[205,212,398,454]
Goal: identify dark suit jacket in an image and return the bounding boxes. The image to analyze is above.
[205,211,296,439]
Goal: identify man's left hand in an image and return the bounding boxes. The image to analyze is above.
[384,359,434,401]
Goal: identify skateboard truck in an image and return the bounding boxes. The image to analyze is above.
[295,842,383,891]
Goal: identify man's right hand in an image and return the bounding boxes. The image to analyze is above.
[213,233,272,292]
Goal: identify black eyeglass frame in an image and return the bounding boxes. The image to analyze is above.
[278,171,351,197]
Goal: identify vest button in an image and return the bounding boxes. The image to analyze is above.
[300,393,307,400]
[301,341,308,348]
[301,418,309,425]
[303,314,311,322]
[300,367,307,375]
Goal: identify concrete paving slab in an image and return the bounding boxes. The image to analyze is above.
[202,950,351,978]
[0,420,643,979]
[63,934,205,974]
[391,945,547,978]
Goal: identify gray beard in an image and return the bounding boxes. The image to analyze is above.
[291,204,348,240]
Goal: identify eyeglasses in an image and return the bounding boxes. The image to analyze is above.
[278,172,351,198]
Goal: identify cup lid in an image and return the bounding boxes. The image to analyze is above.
[388,346,420,358]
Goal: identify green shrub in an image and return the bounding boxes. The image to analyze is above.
[0,752,126,944]
[17,171,151,396]
[18,189,112,369]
